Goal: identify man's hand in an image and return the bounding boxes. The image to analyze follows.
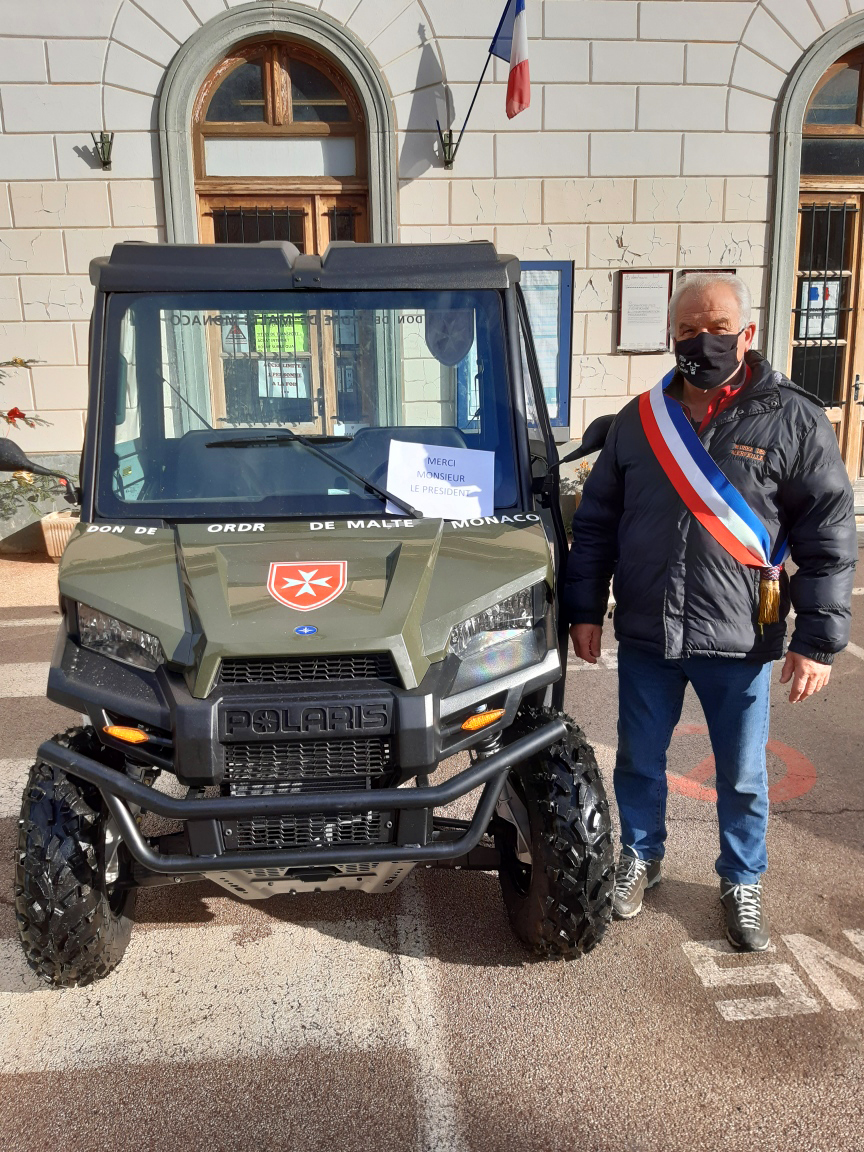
[570,623,602,664]
[780,651,831,703]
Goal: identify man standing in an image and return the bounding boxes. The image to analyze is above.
[565,273,857,951]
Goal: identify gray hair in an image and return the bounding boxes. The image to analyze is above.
[669,272,752,330]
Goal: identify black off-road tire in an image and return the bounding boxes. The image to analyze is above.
[15,727,136,987]
[494,708,614,959]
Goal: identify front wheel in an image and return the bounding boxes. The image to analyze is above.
[494,708,614,958]
[15,728,137,987]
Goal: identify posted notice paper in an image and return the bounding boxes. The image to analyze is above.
[386,441,495,519]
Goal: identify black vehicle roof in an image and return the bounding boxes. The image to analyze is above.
[90,240,520,293]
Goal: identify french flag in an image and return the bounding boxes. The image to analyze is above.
[490,0,531,120]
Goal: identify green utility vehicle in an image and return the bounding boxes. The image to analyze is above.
[3,241,614,986]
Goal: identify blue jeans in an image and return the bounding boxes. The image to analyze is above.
[615,643,773,885]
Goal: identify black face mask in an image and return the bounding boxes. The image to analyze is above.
[674,329,746,390]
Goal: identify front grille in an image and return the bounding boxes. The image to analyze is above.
[218,653,398,686]
[225,737,392,795]
[236,811,382,850]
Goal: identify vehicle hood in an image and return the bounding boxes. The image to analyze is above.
[58,516,551,695]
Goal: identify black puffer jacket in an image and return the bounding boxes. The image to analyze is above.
[564,352,858,663]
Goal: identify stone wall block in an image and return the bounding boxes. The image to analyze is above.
[685,44,736,86]
[0,321,76,365]
[109,180,165,227]
[20,276,93,322]
[731,47,787,100]
[639,2,751,41]
[185,0,229,24]
[636,178,723,224]
[741,8,805,73]
[496,133,588,178]
[10,410,85,455]
[436,39,491,85]
[575,355,630,397]
[592,41,685,85]
[495,224,587,263]
[683,133,771,177]
[638,86,726,132]
[56,133,160,181]
[11,183,111,229]
[418,0,505,37]
[809,0,851,31]
[349,0,415,49]
[762,0,822,50]
[398,225,495,244]
[727,89,776,134]
[46,41,106,84]
[544,179,634,224]
[584,393,630,424]
[135,0,201,44]
[590,133,681,177]
[103,87,159,133]
[319,0,364,26]
[399,178,451,225]
[112,3,181,66]
[0,85,103,134]
[64,228,161,275]
[104,42,166,97]
[0,138,56,182]
[0,278,22,322]
[398,131,494,180]
[588,223,679,268]
[72,322,90,366]
[0,39,47,82]
[0,366,35,410]
[584,312,616,355]
[725,178,771,222]
[629,352,675,393]
[367,4,428,66]
[521,41,590,84]
[678,222,769,268]
[0,187,11,231]
[544,1,639,40]
[545,85,636,132]
[31,365,89,411]
[451,180,542,225]
[384,45,444,98]
[0,3,115,36]
[0,231,66,276]
[572,270,615,312]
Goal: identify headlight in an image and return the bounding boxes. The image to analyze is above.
[77,604,166,671]
[449,588,536,658]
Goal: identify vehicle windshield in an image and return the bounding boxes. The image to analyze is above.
[98,290,522,521]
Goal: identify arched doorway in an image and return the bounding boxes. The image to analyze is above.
[193,39,368,253]
[789,47,864,485]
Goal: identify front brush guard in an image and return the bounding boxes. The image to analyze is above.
[36,719,567,875]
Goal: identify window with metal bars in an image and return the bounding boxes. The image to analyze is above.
[210,206,307,248]
[791,202,857,405]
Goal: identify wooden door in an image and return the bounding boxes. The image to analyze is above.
[789,194,864,484]
[199,193,367,255]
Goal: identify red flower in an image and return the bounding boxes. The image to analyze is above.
[6,407,27,421]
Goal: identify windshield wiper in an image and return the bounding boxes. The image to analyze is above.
[204,429,422,519]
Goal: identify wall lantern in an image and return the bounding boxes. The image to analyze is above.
[90,131,115,171]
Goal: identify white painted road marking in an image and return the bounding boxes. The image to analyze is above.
[844,641,864,661]
[0,921,408,1073]
[682,939,820,1021]
[0,759,30,818]
[567,648,618,671]
[0,663,50,698]
[783,932,864,1010]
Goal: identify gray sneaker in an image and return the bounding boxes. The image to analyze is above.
[720,877,771,952]
[613,854,662,919]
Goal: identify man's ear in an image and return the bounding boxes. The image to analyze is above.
[741,322,757,352]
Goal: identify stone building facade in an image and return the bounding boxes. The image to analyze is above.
[1,0,864,499]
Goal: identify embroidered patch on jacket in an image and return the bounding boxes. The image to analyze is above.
[731,443,767,463]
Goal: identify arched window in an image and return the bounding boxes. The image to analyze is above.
[193,40,368,251]
[790,47,864,484]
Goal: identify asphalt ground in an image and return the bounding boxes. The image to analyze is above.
[0,553,862,1152]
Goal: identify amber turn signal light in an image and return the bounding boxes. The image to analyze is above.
[461,708,505,732]
[103,724,149,745]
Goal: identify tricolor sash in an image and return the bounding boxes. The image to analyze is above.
[639,371,789,625]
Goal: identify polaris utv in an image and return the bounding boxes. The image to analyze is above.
[4,240,614,986]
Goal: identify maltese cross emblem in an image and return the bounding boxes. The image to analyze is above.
[266,561,347,611]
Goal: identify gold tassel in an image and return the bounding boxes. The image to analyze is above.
[758,569,781,626]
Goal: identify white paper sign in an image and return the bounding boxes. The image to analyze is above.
[386,441,495,519]
[618,271,671,352]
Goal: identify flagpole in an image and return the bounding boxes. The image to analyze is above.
[437,0,511,169]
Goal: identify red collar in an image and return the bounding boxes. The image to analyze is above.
[670,364,751,433]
